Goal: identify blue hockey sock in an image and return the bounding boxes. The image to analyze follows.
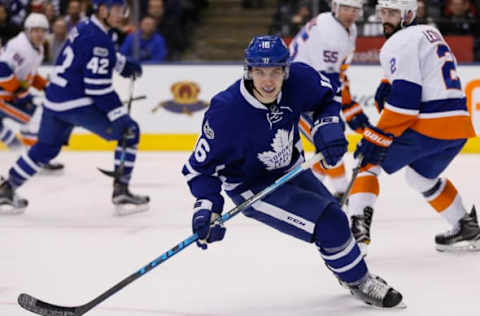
[0,123,21,148]
[114,145,137,183]
[314,204,368,284]
[8,152,41,188]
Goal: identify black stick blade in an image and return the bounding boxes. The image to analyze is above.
[18,293,78,316]
[97,167,120,179]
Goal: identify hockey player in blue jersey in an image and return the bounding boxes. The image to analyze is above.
[0,0,149,215]
[182,35,404,308]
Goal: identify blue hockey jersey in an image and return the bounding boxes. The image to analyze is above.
[44,15,124,120]
[182,62,341,213]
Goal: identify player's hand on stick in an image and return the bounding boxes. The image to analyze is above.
[120,57,143,79]
[374,79,391,113]
[354,125,393,167]
[312,115,348,167]
[342,101,370,133]
[192,207,226,250]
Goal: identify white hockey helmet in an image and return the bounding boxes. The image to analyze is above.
[24,13,49,30]
[377,0,417,27]
[332,0,364,9]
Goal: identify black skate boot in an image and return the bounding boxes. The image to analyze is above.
[351,206,373,255]
[37,161,65,175]
[112,180,150,216]
[348,273,405,308]
[0,177,28,214]
[435,206,480,252]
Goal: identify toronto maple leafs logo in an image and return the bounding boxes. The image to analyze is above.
[257,127,294,170]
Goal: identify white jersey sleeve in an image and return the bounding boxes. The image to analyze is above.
[378,25,474,140]
[290,12,356,74]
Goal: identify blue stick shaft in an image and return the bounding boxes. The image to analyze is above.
[18,153,324,316]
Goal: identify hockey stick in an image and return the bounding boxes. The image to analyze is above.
[122,95,145,104]
[18,153,324,316]
[97,77,136,179]
[338,154,363,207]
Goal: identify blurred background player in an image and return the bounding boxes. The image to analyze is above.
[0,0,149,215]
[289,0,370,201]
[349,0,480,253]
[0,12,63,173]
[182,35,404,308]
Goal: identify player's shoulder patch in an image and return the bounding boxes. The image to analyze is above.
[203,120,215,140]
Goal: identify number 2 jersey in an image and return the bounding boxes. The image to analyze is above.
[44,15,124,119]
[378,24,476,139]
[182,62,340,213]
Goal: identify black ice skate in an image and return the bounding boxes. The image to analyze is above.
[37,161,65,175]
[351,206,373,255]
[112,180,150,216]
[348,273,406,309]
[0,177,28,214]
[435,206,480,252]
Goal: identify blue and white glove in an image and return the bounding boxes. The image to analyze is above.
[192,206,226,250]
[374,79,391,113]
[354,125,393,167]
[120,57,143,79]
[312,115,348,167]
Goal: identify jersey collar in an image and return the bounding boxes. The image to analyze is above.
[240,79,283,110]
[90,15,108,34]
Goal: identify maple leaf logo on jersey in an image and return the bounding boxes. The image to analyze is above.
[257,127,294,170]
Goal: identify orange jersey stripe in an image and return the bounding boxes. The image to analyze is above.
[0,100,30,123]
[350,174,379,196]
[21,137,37,147]
[312,161,346,178]
[411,115,476,140]
[429,179,458,212]
[0,74,20,92]
[312,161,326,176]
[377,108,417,137]
[324,162,346,178]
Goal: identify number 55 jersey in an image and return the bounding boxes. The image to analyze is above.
[377,24,476,139]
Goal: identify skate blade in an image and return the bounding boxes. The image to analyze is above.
[436,239,480,253]
[36,169,65,176]
[114,203,150,216]
[0,203,26,215]
[365,300,407,310]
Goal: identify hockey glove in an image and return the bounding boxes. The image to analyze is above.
[354,125,393,167]
[342,101,370,133]
[374,79,391,113]
[192,208,226,250]
[120,57,143,79]
[110,114,138,141]
[312,115,348,167]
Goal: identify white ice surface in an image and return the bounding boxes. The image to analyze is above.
[1,151,479,316]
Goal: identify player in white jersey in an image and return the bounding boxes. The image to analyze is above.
[348,0,479,253]
[0,13,63,173]
[290,0,370,201]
